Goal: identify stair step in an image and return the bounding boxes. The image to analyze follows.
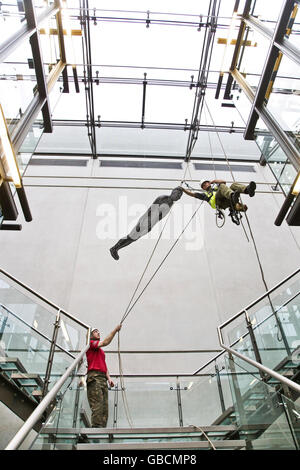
[76,439,247,450]
[0,357,26,375]
[41,425,237,436]
[11,372,44,388]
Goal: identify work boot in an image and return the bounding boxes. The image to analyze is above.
[244,181,256,197]
[110,246,119,260]
[235,203,248,212]
[231,191,240,206]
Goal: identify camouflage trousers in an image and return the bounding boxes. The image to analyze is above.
[87,371,108,427]
[216,183,247,209]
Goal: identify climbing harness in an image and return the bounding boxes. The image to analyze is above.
[216,208,226,228]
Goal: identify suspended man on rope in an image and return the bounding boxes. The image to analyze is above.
[182,179,256,224]
[110,187,183,260]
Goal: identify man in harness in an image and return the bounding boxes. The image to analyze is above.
[182,179,256,212]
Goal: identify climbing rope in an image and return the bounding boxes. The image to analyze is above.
[203,99,275,316]
[116,161,203,426]
[189,425,216,450]
[204,99,250,239]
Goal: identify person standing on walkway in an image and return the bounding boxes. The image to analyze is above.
[85,324,121,427]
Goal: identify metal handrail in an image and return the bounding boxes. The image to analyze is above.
[217,328,300,394]
[216,270,300,395]
[0,268,90,332]
[193,268,300,375]
[218,267,300,331]
[0,303,76,360]
[5,343,90,450]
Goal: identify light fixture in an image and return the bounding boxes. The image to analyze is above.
[0,104,21,187]
[292,172,300,196]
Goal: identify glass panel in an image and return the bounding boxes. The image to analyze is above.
[17,113,45,176]
[96,127,188,157]
[252,0,286,30]
[0,40,37,131]
[288,6,300,50]
[281,394,300,450]
[0,273,58,340]
[255,133,297,196]
[225,270,300,370]
[225,355,297,449]
[114,377,179,428]
[0,303,75,399]
[232,87,253,125]
[35,125,92,154]
[267,54,300,141]
[250,286,300,370]
[0,303,52,381]
[237,26,271,77]
[180,362,232,426]
[39,12,61,80]
[57,311,88,353]
[50,81,88,120]
[0,271,89,393]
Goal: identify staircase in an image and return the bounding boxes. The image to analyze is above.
[0,267,299,450]
[33,426,246,450]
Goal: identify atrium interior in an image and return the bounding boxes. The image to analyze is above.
[0,0,300,452]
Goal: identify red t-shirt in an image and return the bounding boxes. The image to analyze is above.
[86,340,107,373]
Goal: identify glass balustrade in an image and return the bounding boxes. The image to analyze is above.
[30,357,299,450]
[0,303,77,396]
[0,269,89,400]
[1,267,300,450]
[255,133,298,196]
[225,354,298,449]
[0,270,89,357]
[226,272,300,377]
[30,364,240,449]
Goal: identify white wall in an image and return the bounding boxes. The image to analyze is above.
[0,156,299,373]
[0,151,300,448]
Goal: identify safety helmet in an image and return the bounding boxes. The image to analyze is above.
[200,179,209,189]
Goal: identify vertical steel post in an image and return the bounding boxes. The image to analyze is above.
[23,0,53,133]
[227,353,247,426]
[113,383,119,428]
[42,310,61,397]
[176,377,184,427]
[244,310,267,381]
[215,363,226,413]
[279,391,299,450]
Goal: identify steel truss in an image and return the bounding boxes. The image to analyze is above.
[0,0,68,226]
[80,0,97,158]
[223,0,300,225]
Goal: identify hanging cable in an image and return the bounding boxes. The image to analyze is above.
[204,99,250,240]
[116,164,202,426]
[202,99,280,331]
[120,186,203,324]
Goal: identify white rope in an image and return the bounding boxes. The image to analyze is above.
[116,161,200,426]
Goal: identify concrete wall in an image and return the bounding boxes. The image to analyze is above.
[0,156,299,369]
[0,153,299,447]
